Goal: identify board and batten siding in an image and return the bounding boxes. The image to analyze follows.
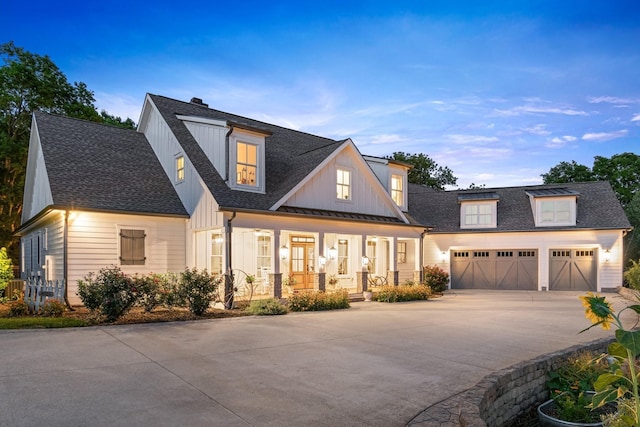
[141,102,221,230]
[22,123,54,222]
[283,147,399,218]
[183,121,228,179]
[66,211,186,305]
[424,229,625,291]
[20,213,64,281]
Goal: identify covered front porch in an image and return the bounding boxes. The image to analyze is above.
[191,211,424,300]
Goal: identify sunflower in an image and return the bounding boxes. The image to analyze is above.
[580,292,614,330]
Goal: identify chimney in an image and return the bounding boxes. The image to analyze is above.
[190,97,208,107]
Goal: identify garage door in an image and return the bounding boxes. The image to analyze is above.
[451,250,538,290]
[549,249,597,291]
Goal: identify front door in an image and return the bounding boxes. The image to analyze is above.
[290,236,315,290]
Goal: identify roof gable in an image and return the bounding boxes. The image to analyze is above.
[31,111,188,217]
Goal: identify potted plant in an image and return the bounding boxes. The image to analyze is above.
[282,275,296,293]
[579,292,640,426]
[328,274,338,289]
[363,288,373,302]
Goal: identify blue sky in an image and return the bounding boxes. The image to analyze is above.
[4,1,639,188]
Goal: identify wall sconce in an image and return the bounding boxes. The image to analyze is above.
[441,251,447,263]
[604,249,611,263]
[361,256,369,267]
[328,246,338,260]
[280,244,289,260]
[318,255,327,269]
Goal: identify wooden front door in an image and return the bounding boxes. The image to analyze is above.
[290,236,315,290]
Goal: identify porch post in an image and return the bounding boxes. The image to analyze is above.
[389,236,398,286]
[272,229,282,298]
[357,234,368,292]
[223,212,236,309]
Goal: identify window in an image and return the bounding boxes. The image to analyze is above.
[338,239,349,275]
[175,155,185,183]
[541,200,571,223]
[336,168,351,200]
[120,229,146,265]
[257,235,271,272]
[366,240,377,274]
[391,174,403,206]
[236,142,258,186]
[211,233,223,274]
[461,202,496,229]
[397,241,407,264]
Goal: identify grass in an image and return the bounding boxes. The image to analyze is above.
[0,317,87,329]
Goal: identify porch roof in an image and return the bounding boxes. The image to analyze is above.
[276,206,407,224]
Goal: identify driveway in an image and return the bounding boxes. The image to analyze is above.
[0,290,625,426]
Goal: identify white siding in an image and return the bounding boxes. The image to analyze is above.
[66,211,186,305]
[424,229,625,291]
[22,121,53,222]
[183,121,228,179]
[20,213,64,280]
[283,146,400,218]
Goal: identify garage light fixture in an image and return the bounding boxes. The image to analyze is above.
[604,249,611,263]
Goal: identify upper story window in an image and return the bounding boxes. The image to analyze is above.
[175,155,185,183]
[336,168,351,200]
[391,174,404,207]
[526,188,579,227]
[458,193,499,229]
[236,142,258,187]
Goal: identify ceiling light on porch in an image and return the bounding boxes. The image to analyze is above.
[328,246,337,260]
[361,256,369,267]
[280,244,289,260]
[318,255,327,267]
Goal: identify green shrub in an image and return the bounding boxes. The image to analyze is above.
[624,259,640,290]
[135,274,162,312]
[8,295,28,317]
[288,289,350,311]
[41,299,66,317]
[0,247,13,295]
[374,284,431,303]
[178,268,221,316]
[423,265,449,293]
[77,266,138,321]
[246,298,288,315]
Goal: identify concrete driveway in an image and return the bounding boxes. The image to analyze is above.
[0,290,627,427]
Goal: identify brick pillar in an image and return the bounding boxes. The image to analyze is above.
[413,270,421,283]
[270,273,283,299]
[387,270,399,286]
[317,272,326,291]
[357,271,369,292]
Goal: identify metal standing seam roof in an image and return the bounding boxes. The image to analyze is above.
[457,192,500,202]
[408,181,630,233]
[33,111,188,217]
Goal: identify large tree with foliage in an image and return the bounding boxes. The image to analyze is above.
[388,152,457,190]
[0,41,134,263]
[542,152,640,266]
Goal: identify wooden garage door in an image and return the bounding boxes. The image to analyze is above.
[451,250,538,290]
[549,249,597,291]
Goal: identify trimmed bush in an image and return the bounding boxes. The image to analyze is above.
[423,265,449,293]
[625,259,640,290]
[135,274,162,312]
[178,268,221,316]
[41,299,66,317]
[374,284,431,303]
[8,295,28,317]
[246,298,288,315]
[77,266,138,321]
[288,289,350,311]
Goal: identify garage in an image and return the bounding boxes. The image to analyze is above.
[548,249,597,291]
[451,249,538,290]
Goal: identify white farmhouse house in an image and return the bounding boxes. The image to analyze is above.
[17,94,631,305]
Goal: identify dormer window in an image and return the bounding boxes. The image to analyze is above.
[236,142,257,187]
[526,188,578,227]
[458,193,499,229]
[391,174,404,207]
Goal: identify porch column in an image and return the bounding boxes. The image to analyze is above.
[317,272,326,291]
[272,229,282,298]
[389,236,398,286]
[358,234,368,292]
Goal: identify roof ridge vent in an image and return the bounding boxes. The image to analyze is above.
[190,97,209,107]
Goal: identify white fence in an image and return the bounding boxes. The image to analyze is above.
[24,277,65,312]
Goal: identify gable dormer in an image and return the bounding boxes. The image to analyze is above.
[526,188,579,227]
[458,192,499,229]
[363,156,410,210]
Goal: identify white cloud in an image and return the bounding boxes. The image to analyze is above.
[494,105,588,117]
[582,130,628,142]
[587,96,640,105]
[632,114,640,122]
[546,135,577,148]
[368,134,404,145]
[94,92,143,123]
[444,134,499,144]
[522,124,551,136]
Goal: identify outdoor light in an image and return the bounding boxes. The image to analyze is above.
[213,235,224,244]
[318,255,327,268]
[279,244,289,260]
[604,249,611,263]
[441,251,447,263]
[361,256,369,267]
[328,246,338,260]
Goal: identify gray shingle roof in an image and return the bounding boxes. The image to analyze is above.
[34,111,188,217]
[148,94,344,211]
[409,181,631,233]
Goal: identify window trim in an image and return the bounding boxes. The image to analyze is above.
[534,197,576,227]
[460,201,497,229]
[229,132,265,193]
[397,241,407,264]
[175,154,185,184]
[337,238,349,275]
[118,227,147,266]
[336,167,352,201]
[391,174,404,207]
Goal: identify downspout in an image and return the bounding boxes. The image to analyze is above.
[63,210,73,310]
[419,229,427,283]
[224,211,237,309]
[225,124,234,182]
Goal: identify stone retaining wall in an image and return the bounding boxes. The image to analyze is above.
[407,337,614,426]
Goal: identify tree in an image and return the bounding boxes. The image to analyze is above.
[100,110,136,129]
[541,160,595,184]
[0,42,135,263]
[388,152,457,190]
[592,153,640,208]
[0,247,12,295]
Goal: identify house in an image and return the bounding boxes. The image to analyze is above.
[17,94,631,305]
